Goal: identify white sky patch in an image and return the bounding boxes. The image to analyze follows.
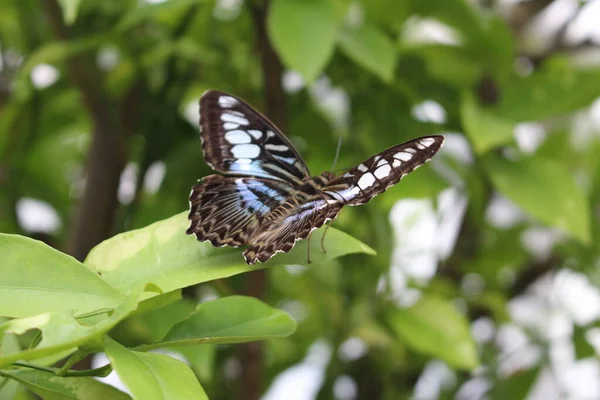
[485,192,527,229]
[438,132,473,165]
[280,300,307,322]
[183,100,198,126]
[411,100,447,124]
[16,198,62,234]
[282,71,306,94]
[338,337,367,362]
[521,0,579,54]
[514,122,546,154]
[565,0,600,44]
[571,97,600,152]
[401,17,461,46]
[118,163,138,205]
[92,353,131,395]
[520,227,564,260]
[386,186,464,303]
[30,64,59,89]
[309,76,351,132]
[334,375,358,400]
[471,317,495,344]
[213,0,243,21]
[414,360,456,400]
[143,161,166,195]
[263,340,332,400]
[97,47,120,71]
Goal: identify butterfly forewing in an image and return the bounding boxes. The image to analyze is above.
[323,136,444,205]
[187,175,293,247]
[199,90,310,184]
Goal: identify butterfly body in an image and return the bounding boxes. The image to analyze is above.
[187,90,444,265]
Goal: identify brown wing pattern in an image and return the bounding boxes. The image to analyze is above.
[187,175,293,247]
[323,135,444,206]
[242,197,342,264]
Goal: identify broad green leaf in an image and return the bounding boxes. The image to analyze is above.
[115,298,196,345]
[104,338,208,400]
[268,0,337,82]
[0,234,124,319]
[0,318,20,399]
[85,212,374,297]
[388,294,478,370]
[495,58,600,121]
[172,345,215,383]
[140,296,296,350]
[1,369,131,400]
[489,367,539,400]
[58,0,81,24]
[338,23,396,82]
[0,290,139,367]
[461,92,514,154]
[485,154,591,244]
[401,45,482,88]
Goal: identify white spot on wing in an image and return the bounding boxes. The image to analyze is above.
[225,130,251,144]
[265,144,289,152]
[420,137,436,147]
[218,95,238,108]
[374,164,392,179]
[357,164,368,172]
[395,152,412,162]
[223,122,240,130]
[231,144,260,158]
[267,130,276,138]
[393,159,401,168]
[376,159,388,167]
[248,130,263,140]
[358,173,376,190]
[221,112,249,126]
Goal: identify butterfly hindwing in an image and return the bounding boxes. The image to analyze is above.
[323,135,444,206]
[187,175,293,247]
[243,197,343,264]
[199,90,310,184]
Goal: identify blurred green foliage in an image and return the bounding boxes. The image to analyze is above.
[1,0,600,399]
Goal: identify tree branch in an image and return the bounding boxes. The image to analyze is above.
[237,2,287,400]
[41,0,128,261]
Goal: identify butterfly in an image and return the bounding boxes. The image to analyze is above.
[187,90,444,265]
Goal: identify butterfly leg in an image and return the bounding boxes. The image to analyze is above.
[306,231,312,264]
[320,221,332,253]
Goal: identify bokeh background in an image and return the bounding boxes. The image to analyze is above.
[2,0,600,399]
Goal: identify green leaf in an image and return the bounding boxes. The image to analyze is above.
[141,296,296,349]
[0,290,139,367]
[1,369,131,400]
[117,0,209,31]
[85,212,374,298]
[58,0,81,24]
[116,298,196,345]
[0,234,124,319]
[485,154,591,244]
[0,318,20,399]
[104,338,208,400]
[461,92,514,154]
[495,58,600,121]
[388,294,479,370]
[338,23,396,82]
[489,367,539,400]
[268,0,337,82]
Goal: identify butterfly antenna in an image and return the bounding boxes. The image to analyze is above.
[330,134,344,172]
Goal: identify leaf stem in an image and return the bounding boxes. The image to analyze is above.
[10,361,113,378]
